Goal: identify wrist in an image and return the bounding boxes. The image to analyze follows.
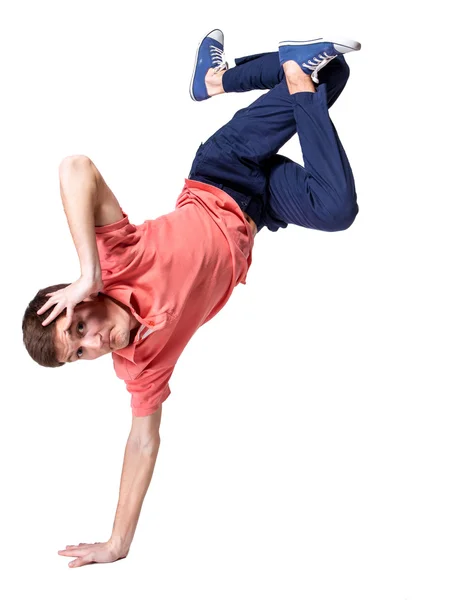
[108,535,131,556]
[80,270,102,288]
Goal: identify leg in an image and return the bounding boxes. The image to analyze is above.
[223,52,284,92]
[189,55,355,232]
[204,52,283,98]
[207,50,347,102]
[263,60,358,232]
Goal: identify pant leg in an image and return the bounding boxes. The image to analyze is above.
[189,52,291,229]
[263,83,358,232]
[222,51,348,105]
[189,54,355,232]
[222,52,284,92]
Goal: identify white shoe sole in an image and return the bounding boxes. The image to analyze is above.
[278,36,361,52]
[189,28,224,102]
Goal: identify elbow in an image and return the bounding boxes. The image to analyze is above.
[139,436,161,455]
[59,154,92,175]
[129,432,161,454]
[130,406,163,451]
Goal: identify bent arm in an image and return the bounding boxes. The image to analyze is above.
[59,155,102,283]
[36,156,126,326]
[110,406,163,554]
[58,154,123,282]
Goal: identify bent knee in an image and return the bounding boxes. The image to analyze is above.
[320,194,359,232]
[330,205,358,231]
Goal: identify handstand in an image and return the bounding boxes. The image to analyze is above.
[22,31,361,568]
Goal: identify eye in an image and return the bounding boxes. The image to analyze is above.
[77,322,85,334]
[77,347,83,359]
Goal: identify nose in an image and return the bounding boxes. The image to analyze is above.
[86,333,103,352]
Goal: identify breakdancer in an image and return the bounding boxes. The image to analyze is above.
[22,31,361,567]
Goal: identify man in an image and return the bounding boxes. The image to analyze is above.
[22,31,361,568]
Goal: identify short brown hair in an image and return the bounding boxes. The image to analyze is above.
[22,283,71,368]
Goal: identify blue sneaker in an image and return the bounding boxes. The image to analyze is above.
[190,29,228,102]
[278,36,361,84]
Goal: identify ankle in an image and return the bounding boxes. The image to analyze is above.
[283,60,316,94]
[205,67,226,97]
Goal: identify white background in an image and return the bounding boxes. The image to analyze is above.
[1,0,463,598]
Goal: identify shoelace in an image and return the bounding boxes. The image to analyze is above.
[210,45,228,73]
[302,51,336,84]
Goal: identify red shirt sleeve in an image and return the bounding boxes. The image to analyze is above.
[125,365,174,417]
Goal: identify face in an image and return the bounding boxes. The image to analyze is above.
[54,295,137,363]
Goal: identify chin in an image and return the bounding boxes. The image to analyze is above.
[112,329,130,350]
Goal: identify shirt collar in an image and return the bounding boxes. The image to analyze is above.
[103,286,174,365]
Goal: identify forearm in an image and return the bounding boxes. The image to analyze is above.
[58,155,102,282]
[110,438,161,554]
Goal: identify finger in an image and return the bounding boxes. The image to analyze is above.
[38,299,61,322]
[69,553,95,568]
[41,306,62,327]
[37,300,53,316]
[36,293,58,315]
[58,548,88,556]
[64,306,74,331]
[59,542,100,553]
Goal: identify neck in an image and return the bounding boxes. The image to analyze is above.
[128,325,139,345]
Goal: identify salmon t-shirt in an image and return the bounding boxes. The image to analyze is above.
[94,179,254,417]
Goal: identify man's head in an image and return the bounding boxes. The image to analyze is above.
[23,284,137,367]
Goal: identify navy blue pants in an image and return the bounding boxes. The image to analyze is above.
[188,52,358,233]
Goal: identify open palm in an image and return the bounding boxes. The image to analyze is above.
[36,276,103,329]
[58,540,127,568]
